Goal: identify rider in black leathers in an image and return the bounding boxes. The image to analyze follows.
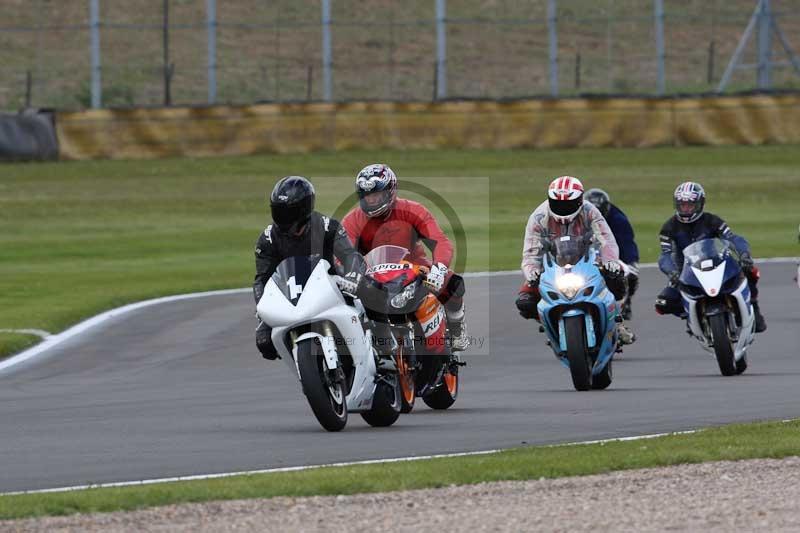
[253,176,367,360]
[655,181,766,333]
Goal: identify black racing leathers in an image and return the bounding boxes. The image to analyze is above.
[253,212,366,304]
[253,212,365,359]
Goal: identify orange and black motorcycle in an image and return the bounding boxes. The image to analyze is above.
[360,244,461,413]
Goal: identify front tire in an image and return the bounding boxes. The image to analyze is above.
[422,366,459,410]
[361,377,401,427]
[708,313,736,376]
[396,345,416,413]
[565,315,592,391]
[296,338,347,432]
[735,354,748,375]
[591,358,612,390]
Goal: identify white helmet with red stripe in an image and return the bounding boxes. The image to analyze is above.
[547,176,585,224]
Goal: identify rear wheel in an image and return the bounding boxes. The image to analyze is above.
[361,376,401,427]
[565,315,591,391]
[708,313,736,376]
[591,358,613,390]
[422,365,459,410]
[296,338,347,432]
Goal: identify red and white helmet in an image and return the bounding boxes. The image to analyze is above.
[547,176,584,224]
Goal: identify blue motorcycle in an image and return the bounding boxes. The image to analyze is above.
[537,234,621,391]
[677,238,755,376]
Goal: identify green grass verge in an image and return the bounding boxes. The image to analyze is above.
[0,333,40,360]
[1,145,799,360]
[1,418,798,521]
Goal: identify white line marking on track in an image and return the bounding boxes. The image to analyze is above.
[1,426,737,496]
[0,288,249,374]
[0,329,52,339]
[2,256,796,373]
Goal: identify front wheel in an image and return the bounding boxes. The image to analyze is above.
[397,350,416,414]
[361,377,401,427]
[296,338,347,432]
[735,354,748,375]
[564,315,592,391]
[422,366,459,410]
[591,358,612,390]
[708,313,736,376]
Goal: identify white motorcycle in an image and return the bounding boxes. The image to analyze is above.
[678,239,755,376]
[256,254,400,431]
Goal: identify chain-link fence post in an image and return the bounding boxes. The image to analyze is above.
[435,0,447,100]
[321,0,332,102]
[89,0,102,108]
[757,0,772,89]
[547,0,559,97]
[206,0,216,104]
[655,0,665,95]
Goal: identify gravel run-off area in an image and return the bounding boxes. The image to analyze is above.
[4,457,800,532]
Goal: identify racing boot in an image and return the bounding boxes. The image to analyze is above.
[447,302,469,352]
[752,301,767,333]
[621,299,633,321]
[376,353,398,375]
[616,322,636,345]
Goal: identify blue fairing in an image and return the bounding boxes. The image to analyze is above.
[537,247,619,375]
[679,238,747,311]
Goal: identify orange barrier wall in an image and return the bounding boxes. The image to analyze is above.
[55,95,800,160]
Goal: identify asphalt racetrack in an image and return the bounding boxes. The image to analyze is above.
[1,263,798,492]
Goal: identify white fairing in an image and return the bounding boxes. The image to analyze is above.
[691,263,725,297]
[256,260,378,412]
[682,277,755,361]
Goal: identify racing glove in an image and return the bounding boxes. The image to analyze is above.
[602,260,621,275]
[739,252,754,271]
[668,270,681,286]
[336,272,361,295]
[424,262,447,293]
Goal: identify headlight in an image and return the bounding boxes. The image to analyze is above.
[390,284,416,309]
[555,273,585,300]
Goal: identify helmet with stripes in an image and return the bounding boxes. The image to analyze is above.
[673,181,705,224]
[548,176,585,224]
[356,163,398,218]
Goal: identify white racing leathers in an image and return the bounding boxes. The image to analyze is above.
[522,201,621,282]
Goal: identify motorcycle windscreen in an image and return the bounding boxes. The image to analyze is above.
[553,235,590,267]
[270,254,323,306]
[682,238,731,270]
[364,244,411,268]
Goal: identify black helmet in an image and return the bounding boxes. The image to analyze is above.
[585,188,611,217]
[270,176,315,235]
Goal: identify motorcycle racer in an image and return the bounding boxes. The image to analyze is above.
[515,176,635,345]
[585,188,640,319]
[253,176,395,372]
[342,164,469,351]
[655,181,766,333]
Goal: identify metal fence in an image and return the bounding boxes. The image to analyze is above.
[1,0,799,111]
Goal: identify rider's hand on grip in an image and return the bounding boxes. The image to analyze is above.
[424,262,447,293]
[602,260,621,275]
[336,272,361,295]
[739,252,755,271]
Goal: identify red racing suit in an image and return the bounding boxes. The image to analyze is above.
[342,198,463,307]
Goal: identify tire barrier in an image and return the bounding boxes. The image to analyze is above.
[0,109,59,161]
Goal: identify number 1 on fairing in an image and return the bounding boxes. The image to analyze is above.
[287,276,303,300]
